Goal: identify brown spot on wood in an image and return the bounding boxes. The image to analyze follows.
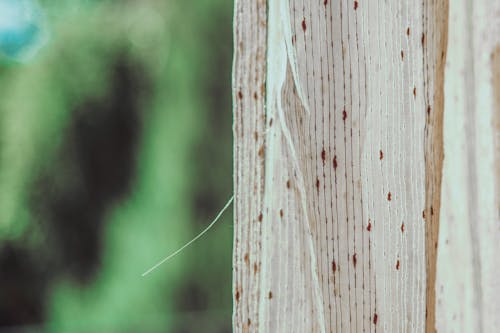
[268,291,273,299]
[401,223,405,233]
[235,290,240,302]
[353,253,357,267]
[427,105,431,115]
[316,178,320,190]
[332,260,337,272]
[247,318,251,326]
[430,206,434,216]
[401,50,404,60]
[279,209,284,218]
[379,150,384,160]
[333,155,338,169]
[421,33,425,46]
[396,260,400,270]
[324,0,328,5]
[423,210,426,219]
[253,92,258,100]
[321,148,326,163]
[387,192,392,201]
[367,222,372,231]
[269,118,273,126]
[238,91,243,99]
[354,1,358,10]
[258,213,263,222]
[406,27,410,36]
[373,313,378,325]
[258,145,265,158]
[253,131,258,141]
[244,253,250,265]
[286,180,291,189]
[301,19,306,32]
[253,262,259,274]
[413,87,417,97]
[342,110,347,121]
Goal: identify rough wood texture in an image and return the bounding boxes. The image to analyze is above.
[435,0,500,332]
[233,1,448,332]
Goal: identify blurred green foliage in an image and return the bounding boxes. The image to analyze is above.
[0,0,233,332]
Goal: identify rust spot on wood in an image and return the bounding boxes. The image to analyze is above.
[333,155,338,169]
[268,291,273,299]
[253,92,258,100]
[286,180,291,189]
[258,145,265,158]
[396,260,400,270]
[235,290,241,302]
[238,91,243,99]
[258,213,263,222]
[321,148,326,163]
[332,260,337,273]
[244,253,250,265]
[427,105,431,115]
[301,19,306,32]
[421,33,425,46]
[253,262,259,274]
[316,178,320,191]
[353,253,357,267]
[247,318,251,326]
[413,86,417,98]
[342,109,347,121]
[379,150,384,160]
[324,0,328,6]
[367,222,372,231]
[354,1,358,10]
[279,209,284,218]
[406,27,410,36]
[423,210,426,219]
[430,206,434,216]
[373,313,378,325]
[401,223,405,233]
[401,50,404,60]
[387,192,392,201]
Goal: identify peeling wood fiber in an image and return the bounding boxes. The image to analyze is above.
[233,1,448,332]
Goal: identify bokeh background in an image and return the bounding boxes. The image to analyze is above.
[0,0,233,332]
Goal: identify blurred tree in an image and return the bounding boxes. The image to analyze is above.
[0,0,233,332]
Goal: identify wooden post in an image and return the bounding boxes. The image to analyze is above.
[233,0,497,332]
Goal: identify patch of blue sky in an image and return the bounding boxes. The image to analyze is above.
[0,0,48,62]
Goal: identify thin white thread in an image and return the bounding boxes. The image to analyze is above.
[141,195,234,277]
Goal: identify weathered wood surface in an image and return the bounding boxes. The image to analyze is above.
[436,0,500,332]
[233,1,448,332]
